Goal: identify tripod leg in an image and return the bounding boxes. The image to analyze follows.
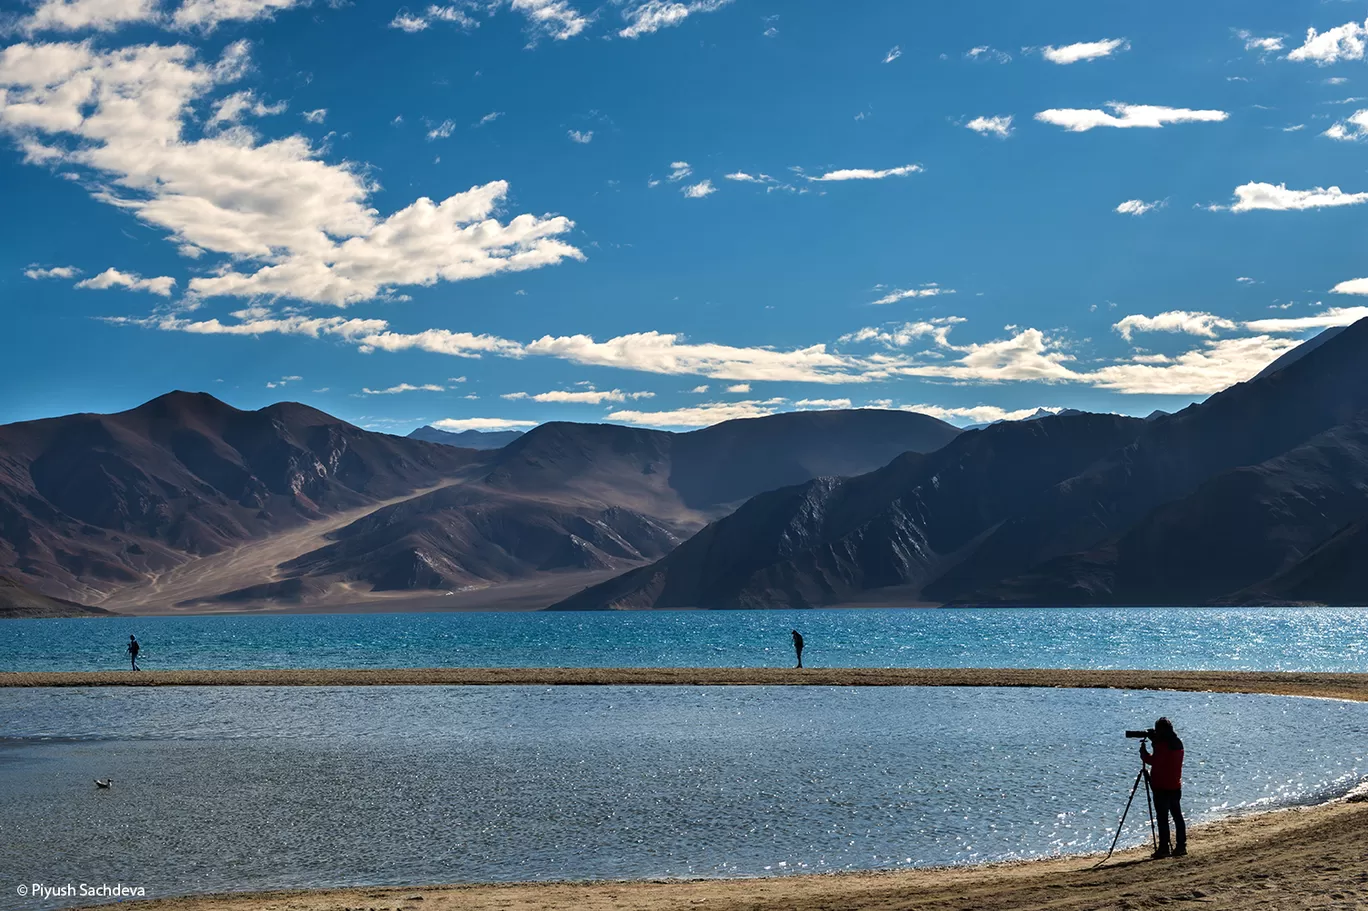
[1095,767,1147,867]
[1143,768,1157,851]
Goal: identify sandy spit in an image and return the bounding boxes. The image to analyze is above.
[4,667,1368,701]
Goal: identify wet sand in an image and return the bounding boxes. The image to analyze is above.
[34,667,1364,911]
[5,667,1368,702]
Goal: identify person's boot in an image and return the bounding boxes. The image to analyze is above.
[1151,844,1171,859]
[1173,843,1187,857]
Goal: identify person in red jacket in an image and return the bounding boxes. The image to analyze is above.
[1141,716,1186,858]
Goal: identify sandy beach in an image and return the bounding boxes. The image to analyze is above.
[23,668,1360,911]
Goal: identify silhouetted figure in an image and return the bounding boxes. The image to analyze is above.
[127,634,140,671]
[791,629,804,669]
[1141,716,1186,858]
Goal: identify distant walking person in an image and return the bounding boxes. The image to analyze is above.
[1141,717,1186,858]
[791,629,804,669]
[127,634,140,671]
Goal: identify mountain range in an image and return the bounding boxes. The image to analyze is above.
[407,425,525,450]
[5,320,1366,616]
[0,398,956,614]
[554,319,1368,609]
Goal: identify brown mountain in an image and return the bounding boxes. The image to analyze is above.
[196,409,961,604]
[0,391,481,603]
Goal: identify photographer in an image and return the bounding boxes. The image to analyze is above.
[1140,717,1186,858]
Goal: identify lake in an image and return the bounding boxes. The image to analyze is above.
[2,685,1365,907]
[3,607,1367,672]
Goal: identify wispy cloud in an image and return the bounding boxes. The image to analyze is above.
[301,108,327,124]
[1324,109,1368,141]
[1235,30,1283,54]
[24,264,80,280]
[964,46,1011,63]
[872,285,954,305]
[682,179,715,198]
[808,164,922,181]
[76,268,176,296]
[883,45,901,63]
[1036,103,1229,132]
[606,399,786,427]
[361,383,448,394]
[432,417,539,431]
[1114,311,1238,341]
[618,0,732,39]
[568,129,593,143]
[965,115,1013,137]
[1115,199,1165,216]
[1219,181,1368,212]
[1039,38,1129,64]
[501,388,654,403]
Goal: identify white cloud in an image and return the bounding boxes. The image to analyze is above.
[1036,103,1229,132]
[426,119,455,139]
[725,171,768,183]
[1324,109,1368,141]
[477,111,503,127]
[432,417,538,431]
[389,5,478,31]
[1244,305,1368,330]
[361,383,447,394]
[501,388,653,403]
[606,399,784,428]
[1284,124,1306,132]
[1236,30,1283,54]
[265,374,302,389]
[667,161,692,181]
[568,129,593,143]
[808,164,922,181]
[172,0,304,31]
[965,45,1011,63]
[904,403,1059,424]
[1224,181,1368,212]
[1039,38,1129,65]
[689,385,708,393]
[725,383,750,393]
[872,286,954,305]
[965,115,1013,137]
[209,90,286,127]
[20,0,157,33]
[1113,311,1239,341]
[0,41,582,307]
[896,328,1081,384]
[75,267,176,296]
[1237,276,1256,284]
[1115,199,1164,216]
[301,108,326,124]
[24,264,80,279]
[1088,336,1301,395]
[508,0,587,42]
[839,317,965,348]
[1287,19,1367,65]
[618,0,731,39]
[883,45,901,64]
[794,398,851,409]
[682,179,715,198]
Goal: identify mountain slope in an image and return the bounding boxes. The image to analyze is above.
[1236,518,1368,605]
[924,317,1368,603]
[0,575,113,618]
[550,413,1144,609]
[0,392,481,602]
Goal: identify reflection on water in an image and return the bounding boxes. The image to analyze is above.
[4,607,1368,672]
[1,685,1365,907]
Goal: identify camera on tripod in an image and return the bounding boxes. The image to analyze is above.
[1125,729,1157,740]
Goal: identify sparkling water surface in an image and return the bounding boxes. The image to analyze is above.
[3,607,1368,672]
[1,685,1365,908]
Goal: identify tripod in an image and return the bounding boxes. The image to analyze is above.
[1095,757,1157,866]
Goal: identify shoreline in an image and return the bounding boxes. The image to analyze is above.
[88,797,1368,911]
[4,666,1368,702]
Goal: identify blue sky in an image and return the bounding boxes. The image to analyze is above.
[4,0,1368,432]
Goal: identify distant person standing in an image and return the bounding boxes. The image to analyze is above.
[127,634,140,671]
[1141,717,1186,858]
[791,629,804,669]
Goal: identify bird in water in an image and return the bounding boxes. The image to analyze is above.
[94,779,113,789]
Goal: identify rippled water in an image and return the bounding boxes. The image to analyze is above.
[1,686,1365,907]
[4,607,1368,672]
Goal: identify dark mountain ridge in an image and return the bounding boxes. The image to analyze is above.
[407,425,525,449]
[553,321,1368,609]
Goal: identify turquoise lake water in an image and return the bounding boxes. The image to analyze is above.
[2,685,1365,907]
[3,608,1367,672]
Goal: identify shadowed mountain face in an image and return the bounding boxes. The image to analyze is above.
[407,425,525,450]
[553,322,1368,609]
[0,392,481,602]
[0,397,959,609]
